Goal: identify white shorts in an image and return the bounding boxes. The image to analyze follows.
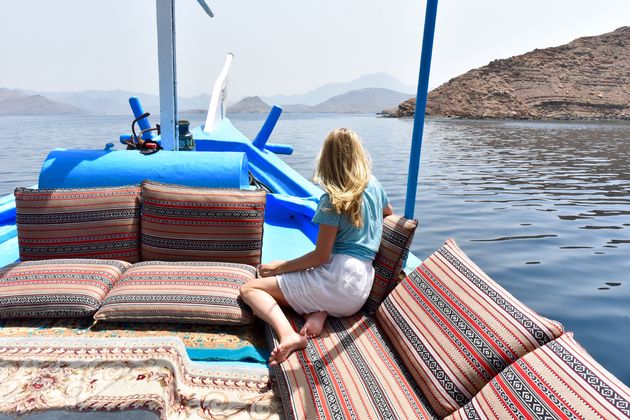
[276,253,374,317]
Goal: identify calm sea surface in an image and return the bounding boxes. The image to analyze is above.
[0,113,629,384]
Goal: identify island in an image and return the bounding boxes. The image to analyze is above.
[383,27,630,120]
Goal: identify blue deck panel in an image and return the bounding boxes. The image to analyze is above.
[0,237,19,267]
[0,195,16,226]
[262,219,421,275]
[0,226,16,245]
[262,222,315,263]
[203,118,249,142]
[404,253,422,274]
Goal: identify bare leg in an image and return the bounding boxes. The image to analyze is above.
[300,311,328,339]
[239,277,306,366]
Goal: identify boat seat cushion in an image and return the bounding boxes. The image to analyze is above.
[376,238,565,417]
[94,261,256,325]
[364,215,418,313]
[0,259,130,319]
[445,333,630,420]
[15,185,142,263]
[267,313,437,419]
[140,180,266,266]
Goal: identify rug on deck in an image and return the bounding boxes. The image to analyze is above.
[0,337,282,419]
[0,318,269,363]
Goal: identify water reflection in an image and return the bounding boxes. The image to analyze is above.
[471,234,558,242]
[423,118,630,250]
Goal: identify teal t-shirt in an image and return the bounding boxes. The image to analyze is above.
[312,176,390,261]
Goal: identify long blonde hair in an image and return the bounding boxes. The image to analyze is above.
[313,128,371,228]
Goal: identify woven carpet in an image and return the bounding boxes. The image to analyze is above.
[0,337,282,419]
[0,318,269,363]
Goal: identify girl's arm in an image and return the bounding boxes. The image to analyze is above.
[384,203,393,217]
[258,224,338,277]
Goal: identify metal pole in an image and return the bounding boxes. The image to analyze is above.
[404,0,439,219]
[156,0,178,151]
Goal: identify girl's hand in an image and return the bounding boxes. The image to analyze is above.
[258,260,286,277]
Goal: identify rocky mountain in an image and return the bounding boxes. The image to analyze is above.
[262,73,416,106]
[381,97,416,118]
[228,96,271,114]
[384,27,630,120]
[0,89,86,115]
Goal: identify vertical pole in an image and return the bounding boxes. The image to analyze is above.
[404,0,439,219]
[156,0,178,151]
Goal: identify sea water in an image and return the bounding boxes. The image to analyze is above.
[0,113,628,385]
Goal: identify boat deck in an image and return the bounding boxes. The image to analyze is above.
[262,221,315,263]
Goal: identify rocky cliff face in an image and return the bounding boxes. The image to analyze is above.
[385,27,630,120]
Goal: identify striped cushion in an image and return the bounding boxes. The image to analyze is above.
[15,185,141,263]
[0,259,130,319]
[364,215,418,313]
[94,261,256,325]
[268,313,437,419]
[376,238,565,417]
[140,180,266,266]
[447,333,630,420]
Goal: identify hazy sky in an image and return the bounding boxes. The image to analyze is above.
[2,0,629,100]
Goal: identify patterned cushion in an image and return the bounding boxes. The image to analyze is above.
[376,238,565,417]
[364,215,418,313]
[140,180,266,266]
[94,261,256,325]
[446,333,630,420]
[0,259,130,319]
[15,185,141,263]
[267,313,437,419]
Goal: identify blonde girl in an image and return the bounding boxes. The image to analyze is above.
[240,128,392,365]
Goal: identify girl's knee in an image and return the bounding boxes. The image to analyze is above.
[240,278,263,296]
[239,282,253,297]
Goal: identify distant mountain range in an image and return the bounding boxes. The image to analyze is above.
[261,73,415,106]
[0,73,415,116]
[46,90,211,115]
[227,88,414,114]
[0,88,211,116]
[0,89,85,115]
[292,88,412,114]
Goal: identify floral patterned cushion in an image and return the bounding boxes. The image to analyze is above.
[15,185,141,263]
[140,180,266,266]
[446,333,630,420]
[376,238,565,417]
[95,261,256,325]
[267,313,437,419]
[364,215,418,313]
[0,259,130,319]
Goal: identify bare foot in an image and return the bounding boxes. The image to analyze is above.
[300,311,328,339]
[269,332,307,366]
